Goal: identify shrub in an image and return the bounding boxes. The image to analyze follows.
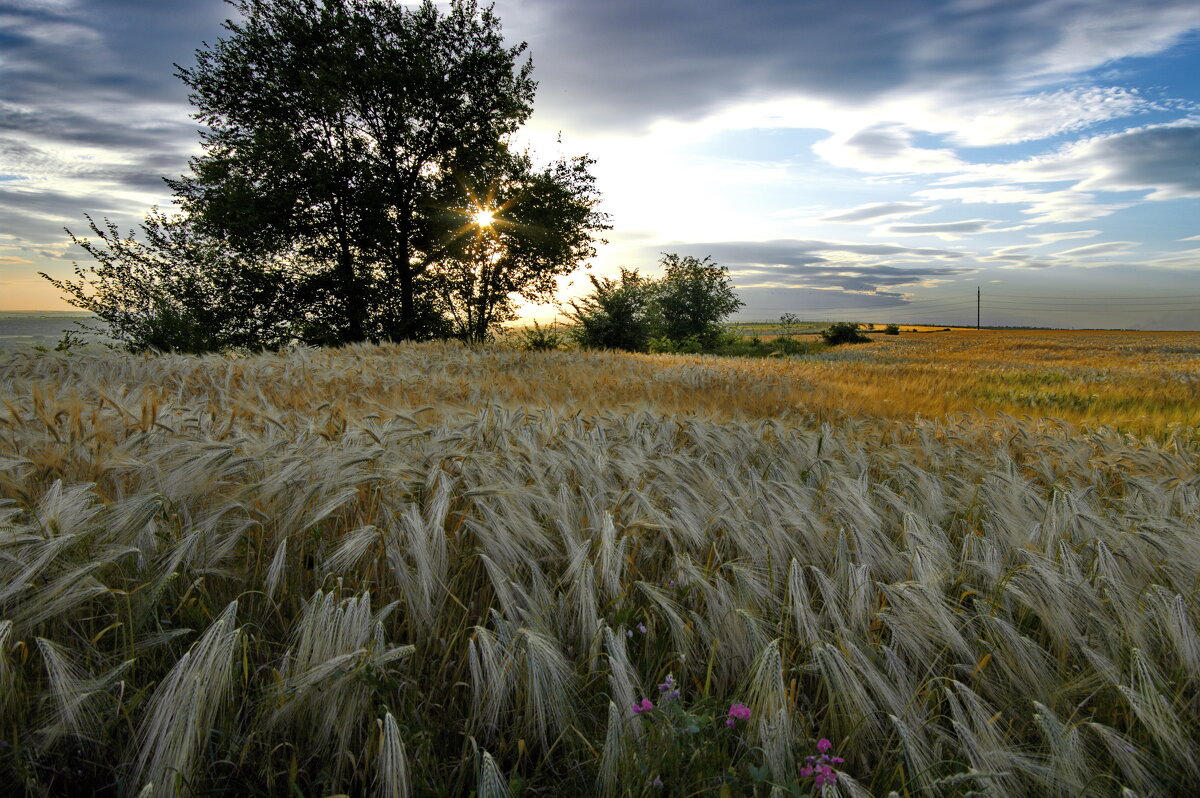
[518,321,563,352]
[565,269,652,351]
[819,321,871,345]
[884,323,900,335]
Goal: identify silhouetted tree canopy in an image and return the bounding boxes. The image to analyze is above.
[46,0,606,351]
[43,211,299,353]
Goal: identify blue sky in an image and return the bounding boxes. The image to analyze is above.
[3,0,1200,328]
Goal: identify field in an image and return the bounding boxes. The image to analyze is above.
[2,331,1199,796]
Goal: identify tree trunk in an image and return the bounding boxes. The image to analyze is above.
[334,199,365,343]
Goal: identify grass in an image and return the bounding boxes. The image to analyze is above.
[1,332,1199,796]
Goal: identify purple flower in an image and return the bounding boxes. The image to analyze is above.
[648,776,663,788]
[657,674,680,700]
[632,698,654,714]
[725,702,751,727]
[817,737,832,754]
[637,622,648,634]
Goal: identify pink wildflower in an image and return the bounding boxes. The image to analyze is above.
[725,702,751,727]
[817,737,832,754]
[631,698,654,714]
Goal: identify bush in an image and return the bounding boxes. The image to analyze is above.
[884,323,900,335]
[519,321,563,352]
[820,322,871,345]
[568,255,745,354]
[565,269,651,351]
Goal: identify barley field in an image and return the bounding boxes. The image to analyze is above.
[2,332,1199,796]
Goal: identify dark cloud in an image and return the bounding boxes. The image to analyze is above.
[639,238,964,265]
[732,287,913,313]
[0,1,228,108]
[820,202,931,223]
[509,0,1200,130]
[631,238,973,294]
[1081,124,1200,199]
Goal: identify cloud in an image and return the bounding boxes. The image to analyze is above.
[632,238,974,294]
[507,0,1200,132]
[1074,123,1200,199]
[1033,230,1102,243]
[938,87,1152,147]
[1052,240,1139,258]
[939,122,1200,201]
[917,184,1131,224]
[882,219,1001,239]
[1142,247,1200,268]
[813,124,964,173]
[820,202,934,223]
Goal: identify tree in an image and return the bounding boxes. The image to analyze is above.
[42,210,297,353]
[649,254,744,349]
[565,268,653,351]
[425,147,608,343]
[170,0,601,343]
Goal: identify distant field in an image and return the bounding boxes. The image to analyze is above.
[2,335,1199,796]
[0,311,104,349]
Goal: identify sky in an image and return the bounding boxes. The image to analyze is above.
[3,0,1200,328]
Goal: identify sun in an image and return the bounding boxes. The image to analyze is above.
[472,208,496,227]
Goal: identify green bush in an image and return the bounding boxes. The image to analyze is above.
[568,255,744,354]
[518,321,563,351]
[884,323,900,335]
[565,269,652,351]
[819,322,871,345]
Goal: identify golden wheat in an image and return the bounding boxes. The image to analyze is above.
[1,337,1198,795]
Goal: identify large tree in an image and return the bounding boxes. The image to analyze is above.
[171,0,599,343]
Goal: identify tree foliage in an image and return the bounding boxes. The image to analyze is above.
[820,321,872,345]
[42,211,297,353]
[649,254,743,350]
[425,148,608,343]
[566,255,743,352]
[565,269,652,351]
[109,0,607,346]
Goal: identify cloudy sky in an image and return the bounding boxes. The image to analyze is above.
[3,0,1200,328]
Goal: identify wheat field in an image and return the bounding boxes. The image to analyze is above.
[2,334,1199,796]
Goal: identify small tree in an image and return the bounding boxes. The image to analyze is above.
[778,312,801,337]
[649,254,743,350]
[884,323,900,335]
[42,210,297,353]
[565,269,652,351]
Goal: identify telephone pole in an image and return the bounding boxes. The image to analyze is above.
[977,287,980,330]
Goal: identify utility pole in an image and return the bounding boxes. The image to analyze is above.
[977,287,980,330]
